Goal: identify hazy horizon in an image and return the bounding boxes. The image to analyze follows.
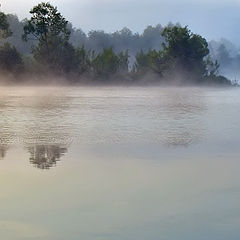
[2,0,240,45]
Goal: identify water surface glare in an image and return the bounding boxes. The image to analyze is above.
[0,86,240,240]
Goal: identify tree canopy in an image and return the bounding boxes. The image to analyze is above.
[22,2,78,75]
[161,25,210,81]
[0,2,233,85]
[22,2,70,42]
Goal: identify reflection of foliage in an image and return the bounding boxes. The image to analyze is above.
[0,145,8,160]
[29,145,67,170]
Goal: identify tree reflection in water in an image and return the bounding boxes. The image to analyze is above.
[28,145,67,170]
[0,145,8,160]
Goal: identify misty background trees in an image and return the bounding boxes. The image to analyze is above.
[0,2,236,85]
[0,11,23,76]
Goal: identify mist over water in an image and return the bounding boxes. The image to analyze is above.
[0,86,238,147]
[0,86,240,240]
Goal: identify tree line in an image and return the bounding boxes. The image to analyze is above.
[0,2,233,85]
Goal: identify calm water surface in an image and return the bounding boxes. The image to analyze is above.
[0,86,240,240]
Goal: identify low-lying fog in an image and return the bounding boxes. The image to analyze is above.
[0,85,239,240]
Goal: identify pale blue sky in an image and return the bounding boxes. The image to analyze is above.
[2,0,240,44]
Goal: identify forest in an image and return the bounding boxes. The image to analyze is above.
[0,2,235,85]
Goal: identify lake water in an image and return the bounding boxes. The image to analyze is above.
[0,86,240,240]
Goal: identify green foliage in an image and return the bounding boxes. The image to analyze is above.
[134,49,170,78]
[132,25,227,84]
[22,2,70,42]
[75,46,91,75]
[23,2,78,75]
[0,12,12,38]
[134,50,148,73]
[0,42,23,74]
[91,48,129,79]
[118,50,129,73]
[33,35,79,74]
[0,3,233,85]
[161,25,210,80]
[162,26,209,59]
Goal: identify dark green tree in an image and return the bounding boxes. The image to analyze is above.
[75,46,91,75]
[91,48,129,79]
[134,49,170,78]
[0,12,23,76]
[22,2,80,74]
[132,25,230,84]
[0,42,23,74]
[22,2,70,44]
[161,25,210,81]
[0,11,12,38]
[33,35,79,73]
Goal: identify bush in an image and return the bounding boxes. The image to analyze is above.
[0,42,23,74]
